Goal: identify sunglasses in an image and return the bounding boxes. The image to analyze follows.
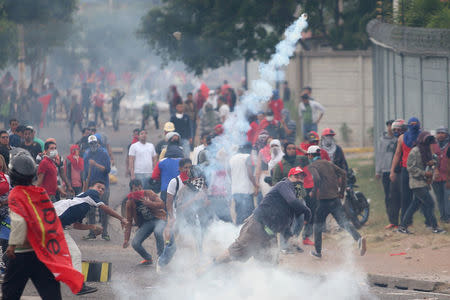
[0,136,9,139]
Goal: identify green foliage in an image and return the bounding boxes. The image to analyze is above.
[399,0,449,28]
[138,0,298,75]
[340,122,352,145]
[0,16,17,69]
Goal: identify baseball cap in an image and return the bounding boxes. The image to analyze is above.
[88,135,98,143]
[436,127,448,134]
[307,131,319,142]
[288,166,305,177]
[163,122,175,132]
[307,145,321,154]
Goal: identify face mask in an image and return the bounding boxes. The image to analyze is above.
[266,116,274,122]
[49,150,58,158]
[393,131,400,137]
[294,183,306,198]
[323,136,334,147]
[175,113,183,119]
[89,144,98,152]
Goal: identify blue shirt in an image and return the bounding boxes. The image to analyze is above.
[159,158,181,191]
[55,190,104,227]
[83,147,111,187]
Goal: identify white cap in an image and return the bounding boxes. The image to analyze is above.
[307,145,321,154]
[88,135,98,143]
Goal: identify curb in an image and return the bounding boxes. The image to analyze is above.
[368,273,450,293]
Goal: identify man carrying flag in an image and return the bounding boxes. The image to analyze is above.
[2,151,84,299]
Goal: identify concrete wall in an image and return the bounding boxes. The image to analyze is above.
[247,49,373,147]
[367,19,450,149]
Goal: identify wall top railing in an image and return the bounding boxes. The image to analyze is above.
[366,19,450,57]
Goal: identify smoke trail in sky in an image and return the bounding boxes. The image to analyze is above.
[205,14,308,176]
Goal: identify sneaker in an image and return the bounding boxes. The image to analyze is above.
[396,226,413,234]
[82,234,96,240]
[77,283,98,296]
[358,237,367,256]
[101,235,111,241]
[139,259,153,266]
[431,228,446,234]
[303,237,315,246]
[385,224,396,229]
[294,245,304,253]
[310,250,322,258]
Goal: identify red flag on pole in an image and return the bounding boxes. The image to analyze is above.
[38,93,52,128]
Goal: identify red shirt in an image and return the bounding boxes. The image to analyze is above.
[268,98,284,121]
[37,156,58,196]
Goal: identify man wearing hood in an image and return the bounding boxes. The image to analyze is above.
[432,127,450,223]
[397,131,445,234]
[83,135,111,241]
[385,119,407,229]
[390,117,421,226]
[375,120,396,228]
[151,132,184,204]
[320,128,348,172]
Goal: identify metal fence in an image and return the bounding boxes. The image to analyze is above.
[367,19,450,147]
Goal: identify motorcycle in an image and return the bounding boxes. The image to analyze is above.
[343,168,370,229]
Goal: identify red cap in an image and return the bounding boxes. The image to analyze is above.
[288,166,305,177]
[321,128,336,136]
[214,124,224,135]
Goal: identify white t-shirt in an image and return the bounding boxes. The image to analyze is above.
[167,175,184,196]
[229,153,254,194]
[128,142,157,174]
[219,104,230,121]
[191,144,205,165]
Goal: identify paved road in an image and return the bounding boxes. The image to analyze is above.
[14,112,450,299]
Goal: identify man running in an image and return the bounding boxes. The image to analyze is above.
[307,146,366,258]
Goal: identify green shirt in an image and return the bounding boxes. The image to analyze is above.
[303,103,312,124]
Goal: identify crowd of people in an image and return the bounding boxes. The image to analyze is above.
[0,71,447,299]
[376,118,449,234]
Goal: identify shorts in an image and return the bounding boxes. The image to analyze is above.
[228,215,278,264]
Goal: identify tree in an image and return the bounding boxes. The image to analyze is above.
[138,0,390,74]
[138,0,299,75]
[0,0,78,87]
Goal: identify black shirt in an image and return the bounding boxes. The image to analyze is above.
[0,145,9,166]
[254,179,310,233]
[170,114,192,139]
[20,142,42,161]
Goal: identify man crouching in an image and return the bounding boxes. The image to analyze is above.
[214,167,311,265]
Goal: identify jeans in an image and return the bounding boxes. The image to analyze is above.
[233,193,255,225]
[132,219,166,260]
[2,252,62,300]
[400,167,414,225]
[69,121,82,143]
[88,187,110,236]
[112,109,119,131]
[401,187,438,229]
[387,173,401,225]
[302,122,318,141]
[94,106,106,127]
[134,173,152,190]
[314,198,361,254]
[209,195,232,223]
[82,103,90,121]
[432,181,450,221]
[180,138,191,158]
[64,230,82,272]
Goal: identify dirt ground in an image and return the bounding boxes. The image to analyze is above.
[280,228,450,283]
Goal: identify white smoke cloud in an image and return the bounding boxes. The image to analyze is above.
[112,14,375,300]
